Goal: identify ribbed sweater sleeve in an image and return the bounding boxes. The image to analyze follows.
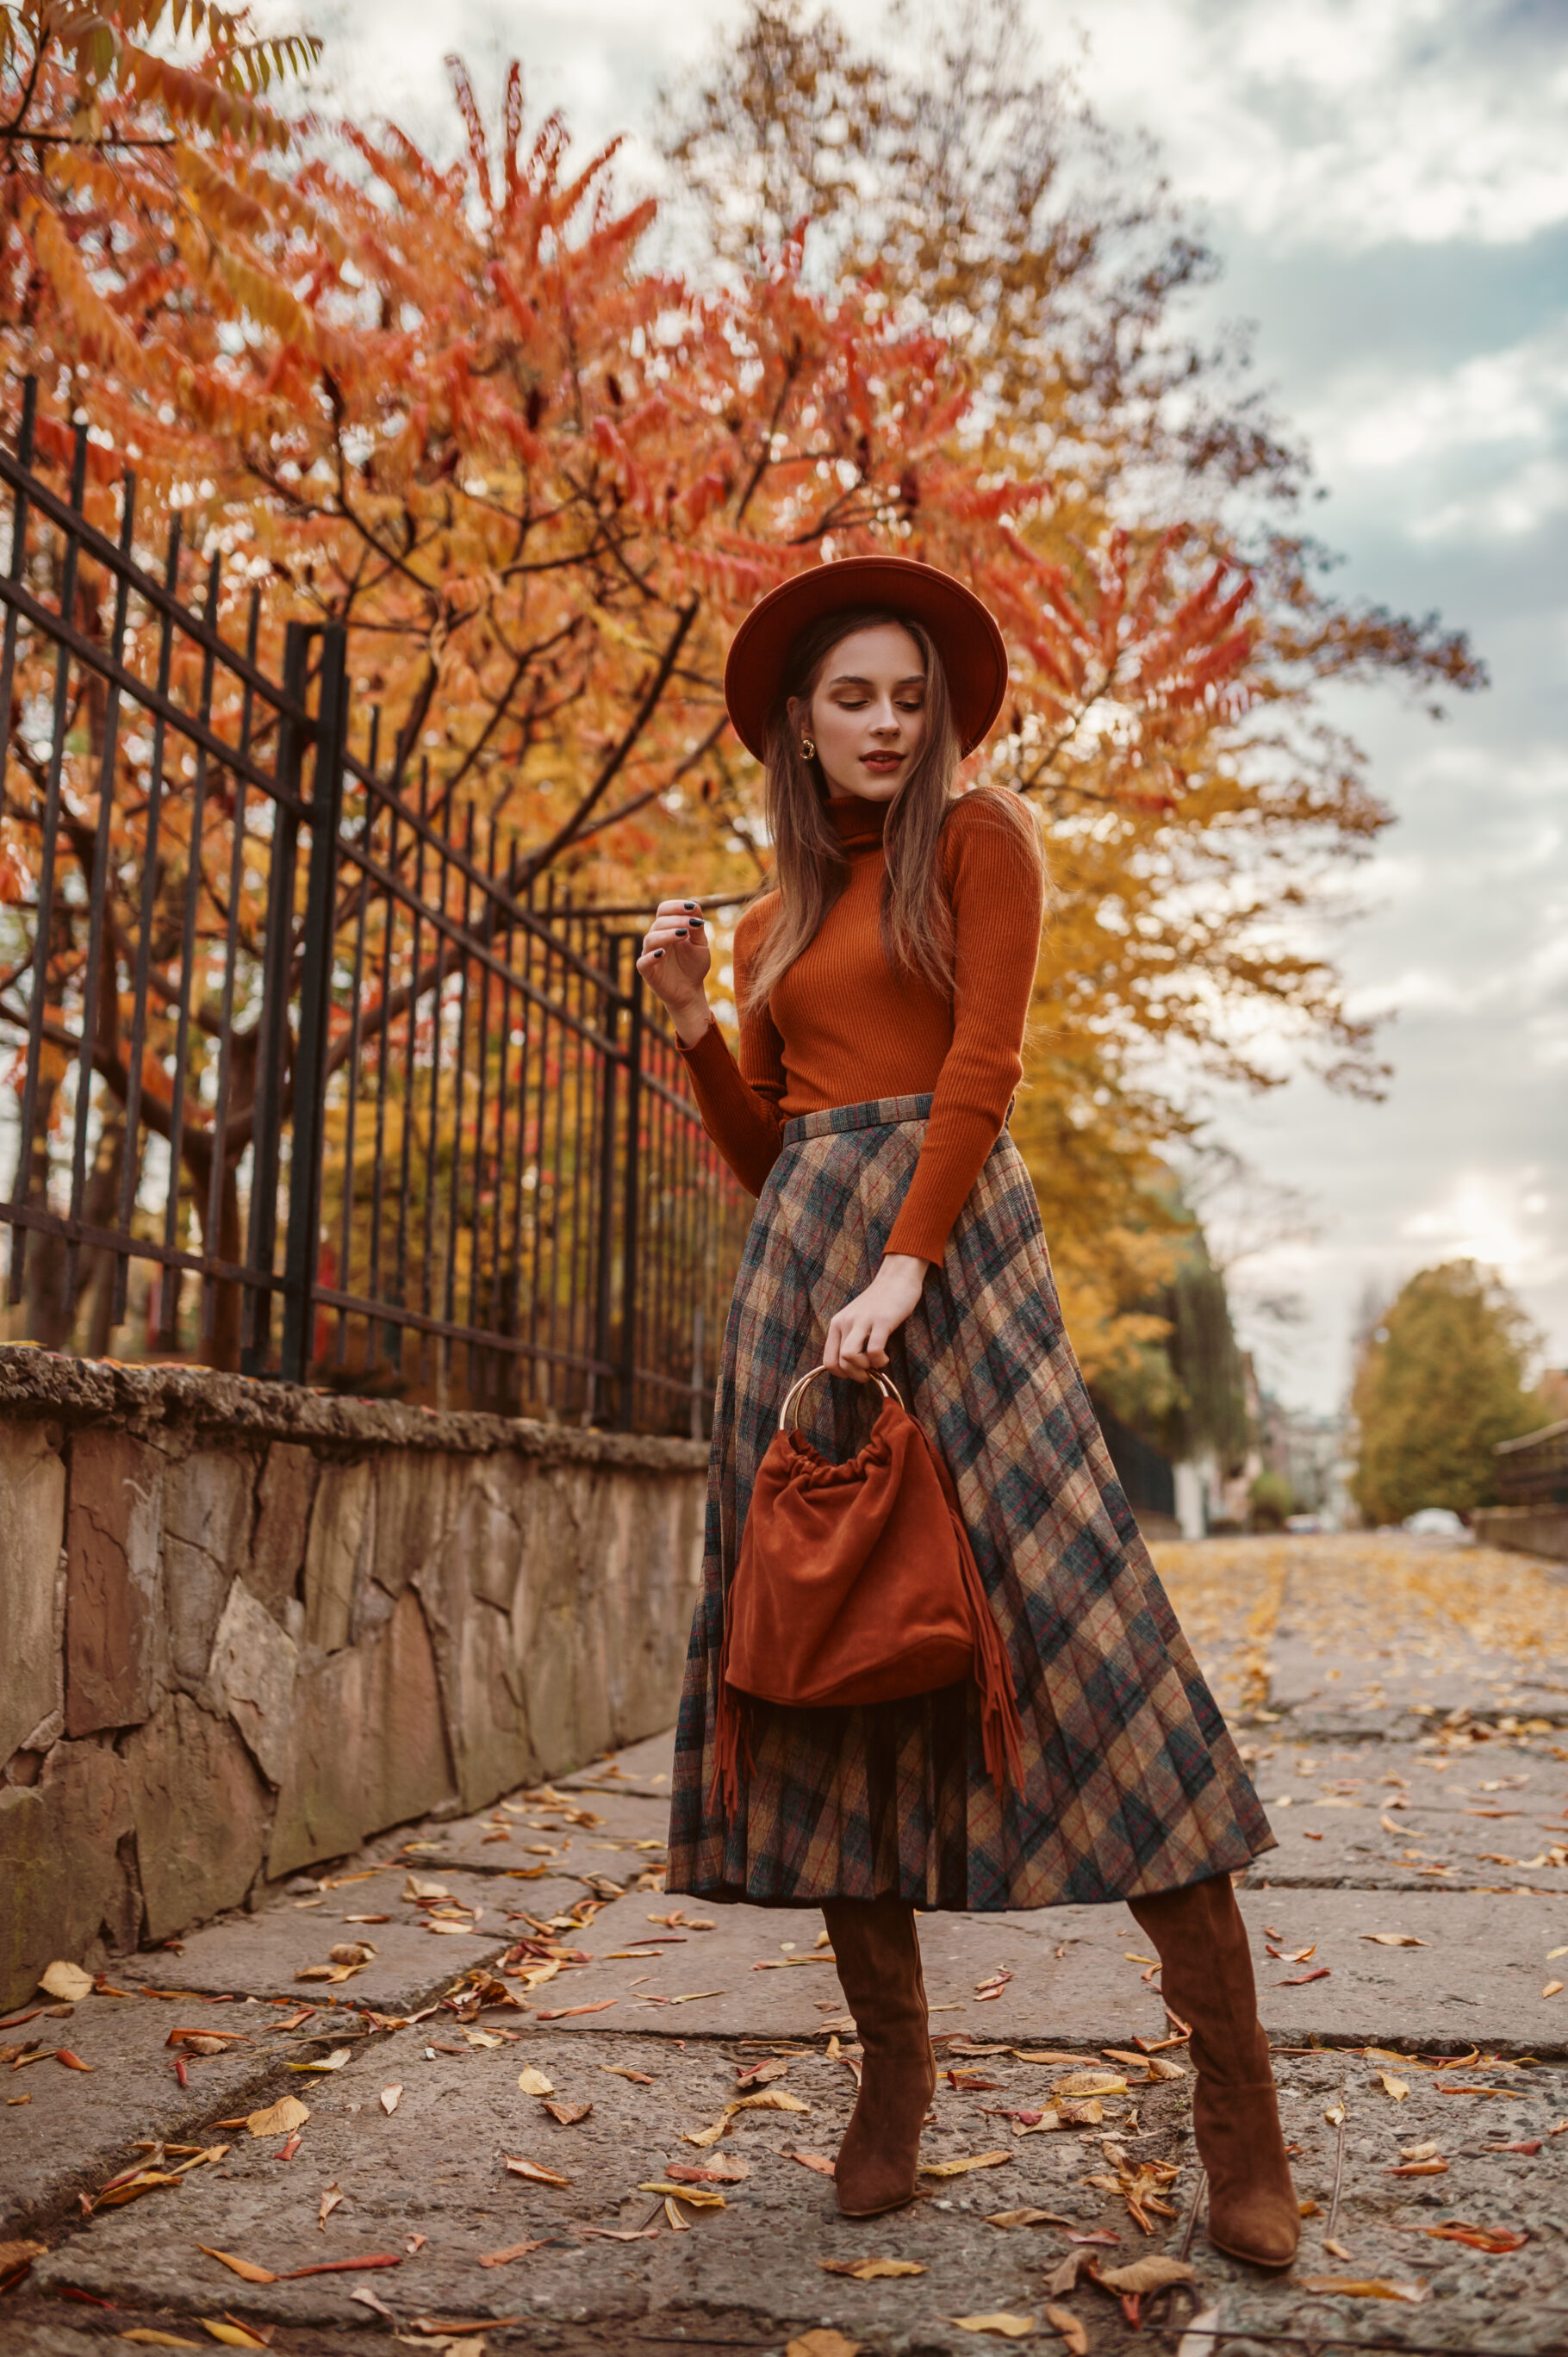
[675,901,787,1197]
[884,797,1045,1264]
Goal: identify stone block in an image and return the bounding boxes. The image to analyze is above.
[204,1577,297,1786]
[248,1442,317,1623]
[121,1692,270,1943]
[64,1429,164,1737]
[0,1417,65,1766]
[160,1449,256,1686]
[302,1459,370,1652]
[370,1446,464,1597]
[0,1738,137,2011]
[267,1587,454,1877]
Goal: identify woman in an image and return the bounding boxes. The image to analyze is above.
[638,556,1297,2268]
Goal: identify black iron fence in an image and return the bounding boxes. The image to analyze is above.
[0,382,750,1433]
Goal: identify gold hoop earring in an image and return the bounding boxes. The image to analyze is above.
[800,736,815,762]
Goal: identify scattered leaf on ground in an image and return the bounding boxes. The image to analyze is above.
[198,2248,278,2285]
[729,2088,810,2114]
[287,2048,351,2074]
[536,2000,619,2020]
[786,2149,837,2175]
[1278,1968,1331,1986]
[1422,2223,1528,2254]
[682,2118,732,2148]
[379,2086,401,2116]
[477,2238,545,2267]
[1297,2279,1429,2303]
[1361,1934,1427,1948]
[517,2067,555,2096]
[786,2333,863,2357]
[599,2064,653,2085]
[503,2156,570,2186]
[54,2049,94,2070]
[544,2100,592,2126]
[986,2209,1077,2230]
[922,2151,1012,2178]
[244,2098,308,2140]
[1050,2072,1126,2098]
[639,2180,726,2209]
[403,1876,451,1901]
[1377,2073,1409,2102]
[39,1962,95,2003]
[328,1943,376,1966]
[1545,1981,1564,1999]
[1387,2159,1448,2177]
[1095,2258,1197,2295]
[198,2323,269,2348]
[318,2185,343,2230]
[820,2256,927,2280]
[0,2242,46,2290]
[950,2317,1037,2339]
[1045,2308,1088,2354]
[121,2335,200,2349]
[736,2056,790,2088]
[1045,2254,1089,2297]
[667,2155,750,2184]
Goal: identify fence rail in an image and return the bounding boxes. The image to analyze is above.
[0,382,750,1433]
[1496,1420,1568,1511]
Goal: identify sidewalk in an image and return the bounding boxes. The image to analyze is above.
[3,1535,1567,2355]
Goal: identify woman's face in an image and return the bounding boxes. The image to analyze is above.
[788,622,928,803]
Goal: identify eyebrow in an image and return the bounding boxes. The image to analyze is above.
[824,672,927,689]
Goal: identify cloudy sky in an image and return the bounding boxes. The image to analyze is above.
[308,0,1567,1414]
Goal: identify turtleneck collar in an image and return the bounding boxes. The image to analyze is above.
[823,792,890,848]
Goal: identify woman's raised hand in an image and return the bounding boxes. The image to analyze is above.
[637,898,714,1048]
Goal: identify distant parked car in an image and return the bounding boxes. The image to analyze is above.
[1403,1507,1472,1542]
[1285,1513,1325,1534]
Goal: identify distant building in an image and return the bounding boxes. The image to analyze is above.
[1257,1392,1355,1529]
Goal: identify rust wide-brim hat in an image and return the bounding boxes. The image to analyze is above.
[724,556,1009,761]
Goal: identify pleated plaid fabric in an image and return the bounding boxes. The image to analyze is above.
[665,1092,1276,1911]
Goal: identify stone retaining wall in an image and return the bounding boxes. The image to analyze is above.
[0,1347,708,2010]
[1472,1504,1568,1564]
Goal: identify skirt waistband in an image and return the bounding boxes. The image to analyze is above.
[781,1091,1013,1145]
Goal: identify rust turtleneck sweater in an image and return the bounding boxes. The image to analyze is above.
[677,787,1045,1266]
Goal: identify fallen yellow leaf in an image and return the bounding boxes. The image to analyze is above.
[38,1961,95,2003]
[199,2323,270,2348]
[639,2180,727,2209]
[1378,2073,1409,2102]
[951,2317,1037,2339]
[196,2247,278,2285]
[1544,1981,1565,1999]
[1044,2307,1087,2354]
[243,2096,308,2140]
[379,2085,402,2115]
[819,2256,926,2279]
[921,2150,1012,2178]
[502,2156,570,2187]
[517,2067,555,2097]
[786,2333,863,2357]
[119,2335,201,2349]
[1360,1933,1427,1948]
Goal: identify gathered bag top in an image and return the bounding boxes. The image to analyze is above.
[712,1367,1024,1817]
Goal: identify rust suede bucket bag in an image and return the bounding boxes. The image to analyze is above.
[712,1366,1024,1815]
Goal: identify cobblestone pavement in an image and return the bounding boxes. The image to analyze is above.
[3,1534,1567,2357]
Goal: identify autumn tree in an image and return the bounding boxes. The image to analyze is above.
[664,0,1485,1382]
[1351,1262,1544,1526]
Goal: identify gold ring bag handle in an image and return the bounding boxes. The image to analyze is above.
[778,1363,905,1433]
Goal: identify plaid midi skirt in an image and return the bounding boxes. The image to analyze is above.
[665,1092,1275,1911]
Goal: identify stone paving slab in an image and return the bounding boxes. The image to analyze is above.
[402,1786,671,1879]
[0,1989,362,2236]
[21,2033,1568,2354]
[114,1870,574,2011]
[1237,1732,1568,1893]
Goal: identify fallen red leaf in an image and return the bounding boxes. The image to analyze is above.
[1481,2140,1542,2155]
[784,2149,836,2177]
[535,2001,617,2021]
[1277,1968,1331,1987]
[278,2255,404,2280]
[1423,2223,1528,2254]
[477,2239,545,2268]
[54,2049,94,2071]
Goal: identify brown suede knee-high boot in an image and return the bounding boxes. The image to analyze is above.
[821,1896,936,2218]
[1129,1875,1299,2270]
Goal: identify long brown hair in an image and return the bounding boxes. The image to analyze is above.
[743,606,1029,1014]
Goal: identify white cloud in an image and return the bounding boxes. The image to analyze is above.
[1041,0,1568,250]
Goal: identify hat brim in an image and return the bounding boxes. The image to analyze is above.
[723,556,1009,762]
